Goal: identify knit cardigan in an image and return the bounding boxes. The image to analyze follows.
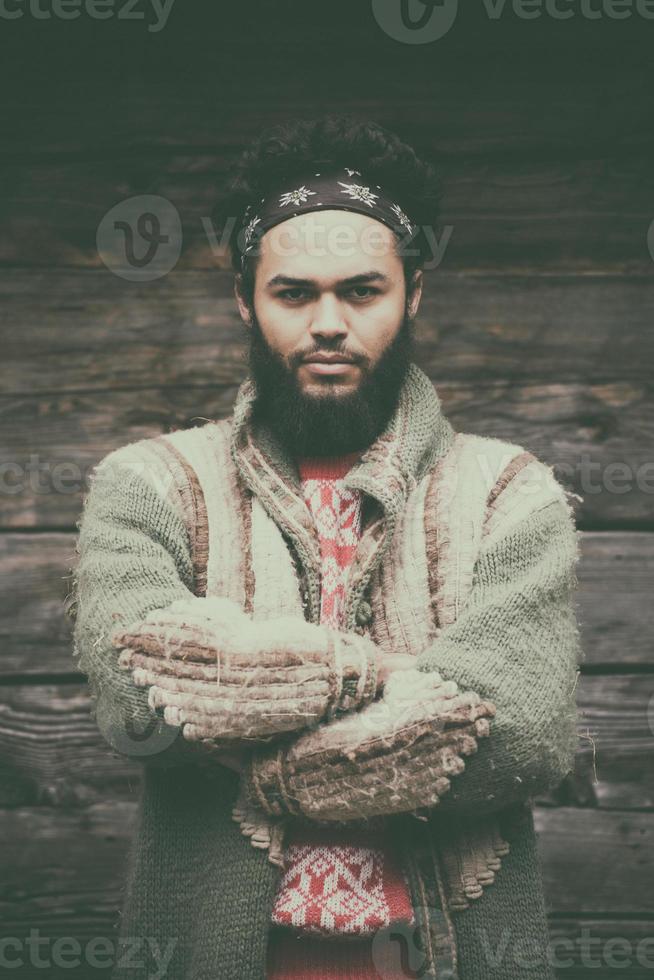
[70,362,583,980]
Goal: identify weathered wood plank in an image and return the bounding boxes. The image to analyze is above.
[1,48,651,158]
[570,672,654,810]
[576,533,654,667]
[2,377,653,527]
[0,801,134,943]
[0,532,652,675]
[3,271,653,397]
[0,671,652,809]
[2,154,652,271]
[0,685,139,808]
[535,808,654,916]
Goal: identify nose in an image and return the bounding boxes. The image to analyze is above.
[308,293,348,340]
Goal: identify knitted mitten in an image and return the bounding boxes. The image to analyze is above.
[244,668,497,821]
[112,595,379,742]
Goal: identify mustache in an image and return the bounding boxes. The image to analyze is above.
[294,349,362,365]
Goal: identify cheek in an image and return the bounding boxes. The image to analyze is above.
[254,301,306,356]
[357,293,405,339]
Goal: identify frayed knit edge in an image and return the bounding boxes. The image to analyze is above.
[155,435,210,598]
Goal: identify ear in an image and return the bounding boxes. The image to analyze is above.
[234,275,253,327]
[407,269,423,320]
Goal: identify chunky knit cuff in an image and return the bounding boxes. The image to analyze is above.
[114,597,382,742]
[245,745,302,819]
[329,629,379,716]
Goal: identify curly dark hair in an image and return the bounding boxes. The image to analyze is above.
[213,113,444,304]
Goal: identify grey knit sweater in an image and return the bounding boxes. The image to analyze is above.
[71,362,584,979]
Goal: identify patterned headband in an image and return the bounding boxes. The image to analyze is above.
[238,166,416,269]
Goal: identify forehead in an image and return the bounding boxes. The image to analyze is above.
[256,208,403,283]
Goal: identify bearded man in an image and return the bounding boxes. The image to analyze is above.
[72,115,582,980]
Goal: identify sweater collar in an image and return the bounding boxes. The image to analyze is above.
[229,361,455,624]
[229,361,455,522]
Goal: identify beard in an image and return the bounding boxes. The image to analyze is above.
[245,302,417,458]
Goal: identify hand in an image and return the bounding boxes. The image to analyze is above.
[112,595,379,743]
[374,652,416,693]
[245,668,497,822]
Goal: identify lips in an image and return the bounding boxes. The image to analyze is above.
[302,357,357,376]
[303,355,355,364]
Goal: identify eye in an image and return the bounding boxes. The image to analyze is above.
[347,286,379,300]
[278,288,309,302]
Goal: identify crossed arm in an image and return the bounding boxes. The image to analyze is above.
[72,449,413,770]
[74,446,582,822]
[242,495,583,822]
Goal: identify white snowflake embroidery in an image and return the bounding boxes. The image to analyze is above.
[279,186,317,207]
[390,203,414,234]
[243,215,261,246]
[337,182,379,207]
[344,167,362,177]
[270,839,413,936]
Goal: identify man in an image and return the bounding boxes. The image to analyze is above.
[72,115,583,979]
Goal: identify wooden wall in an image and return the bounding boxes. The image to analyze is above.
[1,3,653,977]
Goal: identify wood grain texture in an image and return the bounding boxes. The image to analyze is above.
[2,154,652,271]
[3,271,654,394]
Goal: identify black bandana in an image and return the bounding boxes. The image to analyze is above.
[238,166,416,269]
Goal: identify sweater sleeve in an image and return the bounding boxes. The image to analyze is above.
[71,442,228,771]
[243,494,583,822]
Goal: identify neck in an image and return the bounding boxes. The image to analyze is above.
[295,449,363,481]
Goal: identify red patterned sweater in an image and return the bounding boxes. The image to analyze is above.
[269,451,414,941]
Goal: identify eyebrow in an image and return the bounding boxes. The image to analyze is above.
[265,271,390,289]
